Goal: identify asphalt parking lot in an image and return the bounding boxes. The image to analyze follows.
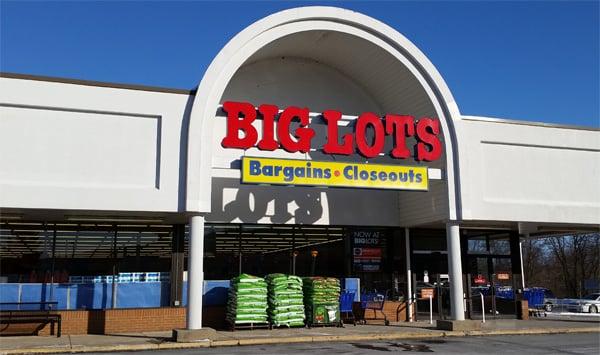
[86,332,600,354]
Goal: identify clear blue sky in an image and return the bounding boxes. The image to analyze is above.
[1,1,598,127]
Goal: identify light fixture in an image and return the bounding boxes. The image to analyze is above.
[0,214,24,221]
[65,216,164,224]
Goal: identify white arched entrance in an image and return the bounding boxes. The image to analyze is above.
[185,7,466,328]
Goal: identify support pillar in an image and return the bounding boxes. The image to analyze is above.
[509,231,524,294]
[49,226,57,306]
[111,226,118,309]
[519,234,527,290]
[170,224,185,307]
[405,227,413,322]
[187,215,205,329]
[344,228,352,278]
[446,222,465,320]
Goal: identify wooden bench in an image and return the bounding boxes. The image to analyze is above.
[0,302,61,337]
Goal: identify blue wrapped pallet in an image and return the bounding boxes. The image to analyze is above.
[118,273,133,283]
[68,276,83,284]
[92,276,104,283]
[144,272,161,282]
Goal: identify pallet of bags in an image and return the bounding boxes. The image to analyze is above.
[226,273,269,330]
[266,274,305,328]
[302,277,341,327]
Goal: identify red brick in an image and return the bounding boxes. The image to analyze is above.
[28,307,186,335]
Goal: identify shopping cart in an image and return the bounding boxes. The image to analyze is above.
[339,291,356,326]
[360,292,389,325]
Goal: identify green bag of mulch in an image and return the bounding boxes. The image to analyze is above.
[302,277,341,324]
[266,273,305,327]
[226,274,268,326]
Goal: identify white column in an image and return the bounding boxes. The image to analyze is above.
[187,215,205,329]
[446,222,465,320]
[405,227,413,322]
[519,234,527,290]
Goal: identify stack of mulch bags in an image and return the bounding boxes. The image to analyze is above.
[266,274,305,327]
[226,273,268,327]
[302,277,341,325]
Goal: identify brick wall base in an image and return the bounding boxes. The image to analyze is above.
[0,307,187,336]
[1,306,230,336]
[38,307,186,335]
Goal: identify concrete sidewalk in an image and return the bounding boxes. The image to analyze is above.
[1,319,598,354]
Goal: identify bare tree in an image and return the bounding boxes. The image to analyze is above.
[544,233,600,298]
[522,238,545,287]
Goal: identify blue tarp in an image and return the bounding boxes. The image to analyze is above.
[182,281,188,306]
[202,280,230,306]
[0,280,228,309]
[70,283,113,309]
[117,282,170,308]
[0,284,20,303]
[1,278,352,309]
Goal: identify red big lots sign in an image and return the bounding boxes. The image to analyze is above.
[220,101,443,161]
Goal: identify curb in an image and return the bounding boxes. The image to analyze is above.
[2,327,599,354]
[464,327,600,337]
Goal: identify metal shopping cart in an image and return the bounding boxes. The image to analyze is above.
[360,292,389,325]
[339,291,356,326]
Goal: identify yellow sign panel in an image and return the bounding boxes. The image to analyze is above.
[241,157,428,191]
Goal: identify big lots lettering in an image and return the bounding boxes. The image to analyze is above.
[220,101,443,161]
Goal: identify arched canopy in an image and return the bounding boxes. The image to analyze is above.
[186,6,462,220]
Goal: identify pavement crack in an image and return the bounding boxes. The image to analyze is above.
[388,342,434,352]
[351,343,392,351]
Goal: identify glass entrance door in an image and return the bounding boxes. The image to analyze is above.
[465,232,517,319]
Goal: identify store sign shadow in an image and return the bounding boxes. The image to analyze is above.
[208,177,325,224]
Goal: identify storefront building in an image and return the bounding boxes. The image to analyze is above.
[1,7,598,333]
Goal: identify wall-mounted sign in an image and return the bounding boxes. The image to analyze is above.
[241,157,428,191]
[420,288,434,299]
[221,101,443,161]
[497,273,510,280]
[352,230,383,247]
[353,247,382,272]
[349,228,388,272]
[474,274,486,285]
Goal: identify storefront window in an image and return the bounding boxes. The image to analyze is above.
[0,221,175,310]
[468,238,488,254]
[467,233,510,255]
[489,238,510,255]
[492,258,512,277]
